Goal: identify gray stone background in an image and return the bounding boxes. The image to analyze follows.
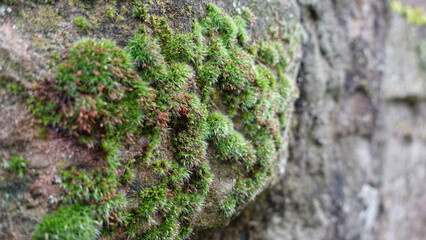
[205,0,426,239]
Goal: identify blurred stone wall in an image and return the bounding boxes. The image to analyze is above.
[205,0,426,239]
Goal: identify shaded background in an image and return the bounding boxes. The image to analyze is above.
[204,0,426,239]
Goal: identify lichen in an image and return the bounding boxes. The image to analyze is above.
[28,2,299,239]
[17,5,63,33]
[391,0,426,26]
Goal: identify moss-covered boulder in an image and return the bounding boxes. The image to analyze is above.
[0,0,302,239]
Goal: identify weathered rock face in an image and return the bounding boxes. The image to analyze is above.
[205,0,426,239]
[1,0,426,240]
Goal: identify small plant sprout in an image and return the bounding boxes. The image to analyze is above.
[4,156,29,176]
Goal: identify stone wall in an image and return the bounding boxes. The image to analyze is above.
[205,0,426,239]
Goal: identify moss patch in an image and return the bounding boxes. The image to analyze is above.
[29,2,300,240]
[3,156,29,177]
[33,204,101,240]
[73,16,91,32]
[391,0,426,26]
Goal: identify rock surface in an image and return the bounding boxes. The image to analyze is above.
[203,0,426,240]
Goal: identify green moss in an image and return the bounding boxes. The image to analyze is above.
[17,5,64,34]
[6,82,24,95]
[255,65,276,92]
[198,61,221,101]
[73,16,91,32]
[234,16,250,45]
[127,32,167,79]
[133,3,149,21]
[160,32,204,64]
[120,158,135,184]
[241,7,256,27]
[31,3,299,239]
[257,41,280,66]
[271,40,289,69]
[33,205,101,240]
[31,38,153,144]
[391,0,426,26]
[201,3,238,42]
[116,15,125,22]
[207,37,230,62]
[208,112,255,168]
[33,139,126,239]
[151,15,172,36]
[166,63,194,89]
[105,5,116,19]
[3,156,29,177]
[210,41,256,116]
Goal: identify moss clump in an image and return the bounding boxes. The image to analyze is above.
[257,41,280,66]
[241,7,256,27]
[159,30,205,65]
[105,5,116,18]
[33,205,101,240]
[127,32,166,79]
[32,3,299,239]
[132,2,150,21]
[3,156,29,177]
[201,37,257,116]
[61,140,126,223]
[73,16,91,32]
[201,3,238,42]
[234,16,251,45]
[255,65,276,92]
[166,63,194,89]
[6,83,24,95]
[31,38,153,145]
[208,112,256,168]
[198,61,221,100]
[29,39,145,238]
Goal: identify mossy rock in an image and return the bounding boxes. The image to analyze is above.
[0,0,302,239]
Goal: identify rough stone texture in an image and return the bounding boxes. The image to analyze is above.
[379,5,426,239]
[205,0,426,240]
